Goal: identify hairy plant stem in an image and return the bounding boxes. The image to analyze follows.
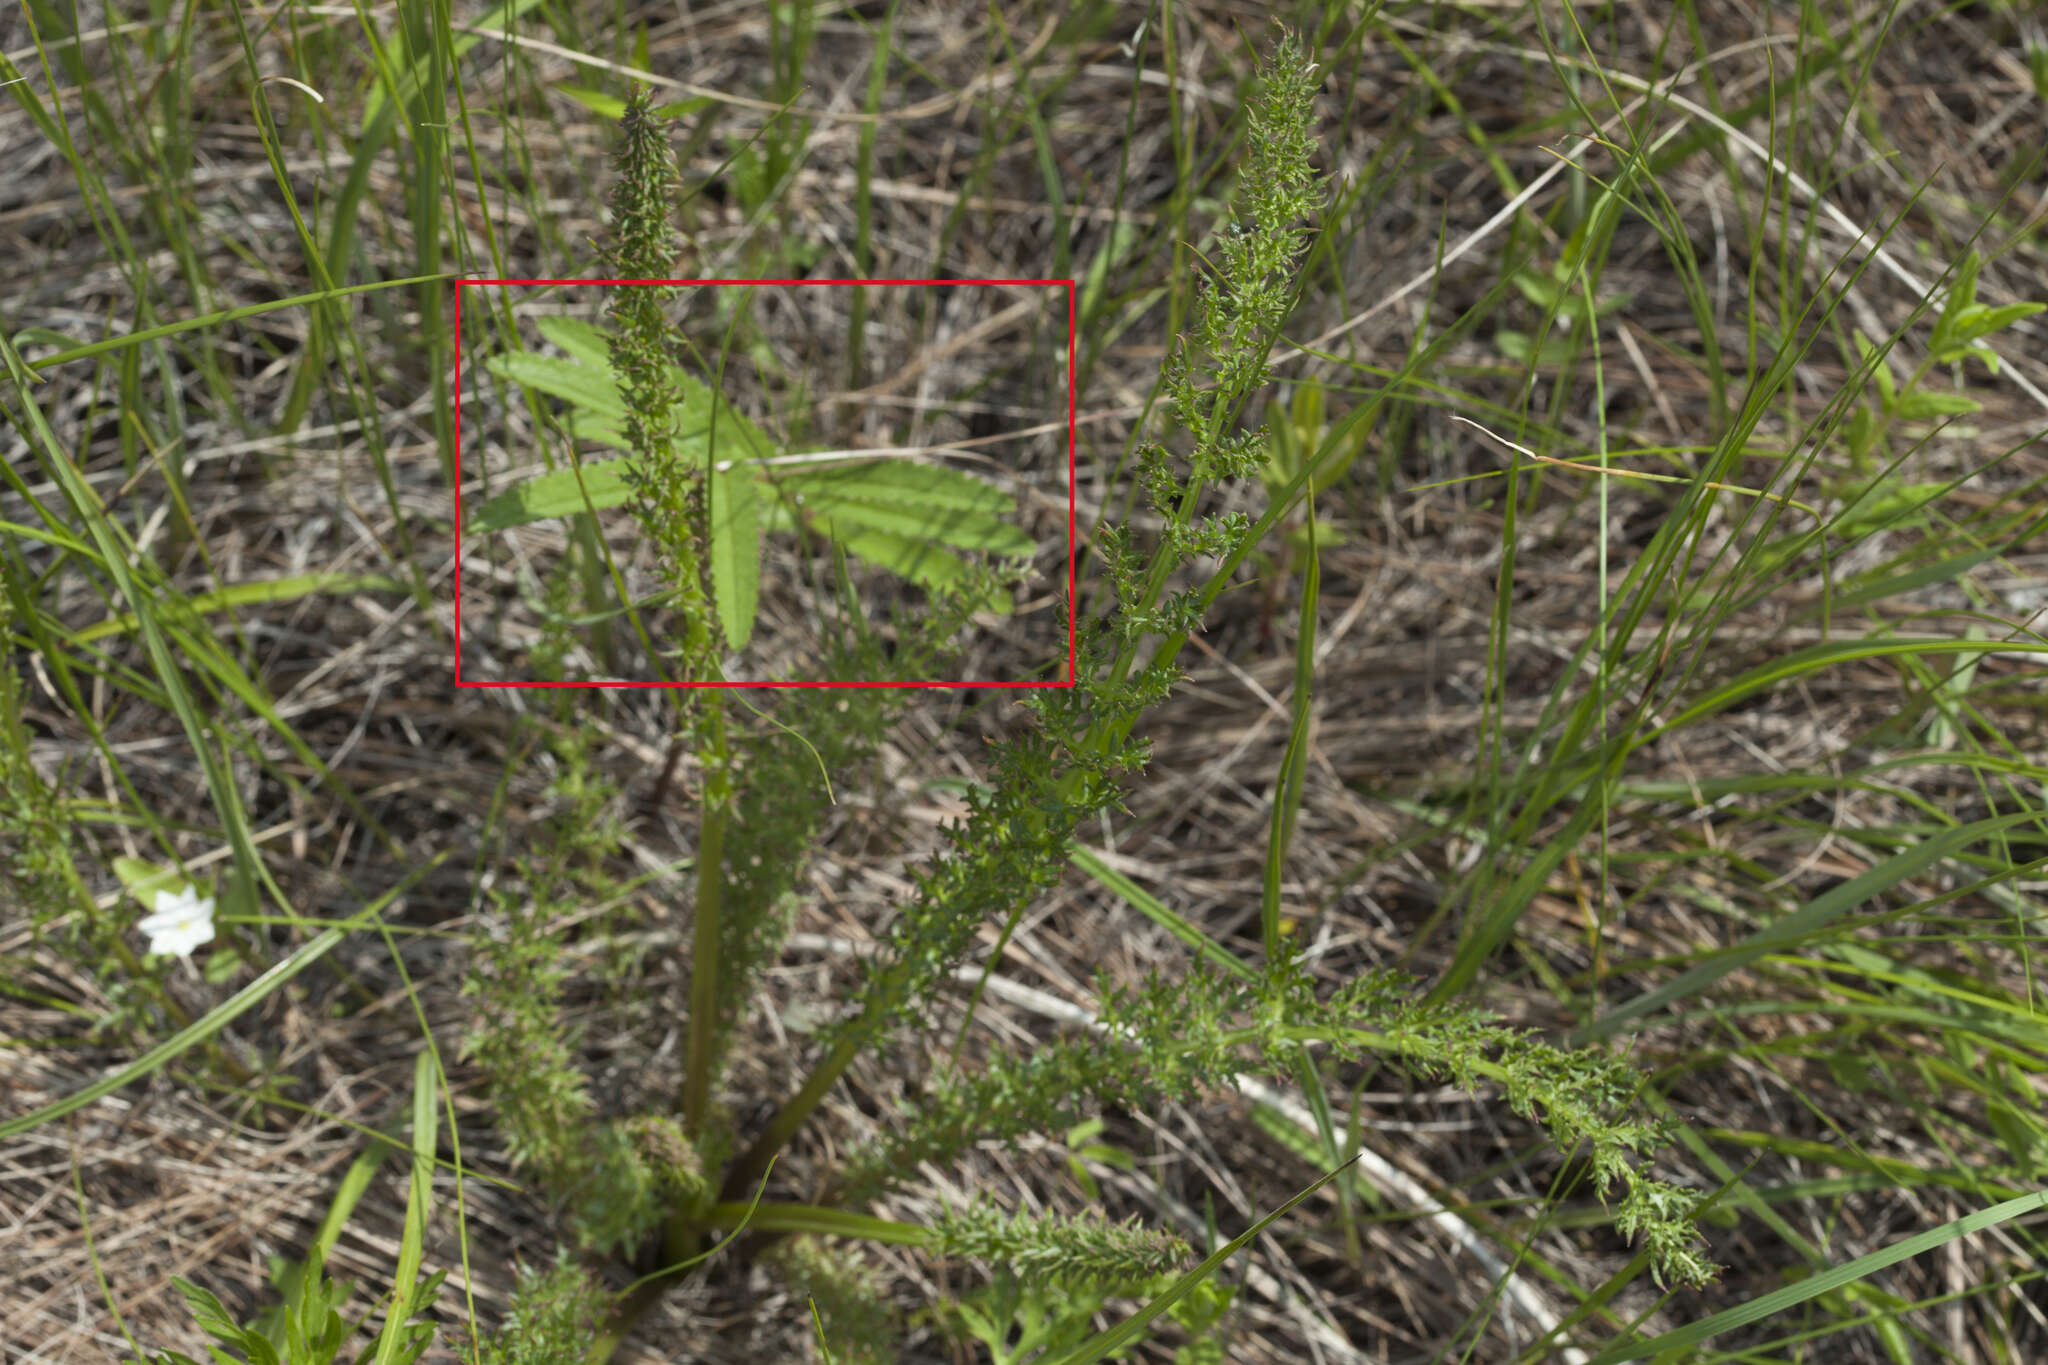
[680,690,732,1136]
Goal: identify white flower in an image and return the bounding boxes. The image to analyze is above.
[137,885,216,957]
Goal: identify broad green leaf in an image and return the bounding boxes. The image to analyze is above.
[1494,327,1576,367]
[798,494,1033,556]
[712,452,761,650]
[777,458,1019,517]
[1893,389,1981,419]
[466,460,634,534]
[475,331,1031,641]
[1853,330,1897,403]
[553,84,715,120]
[554,83,626,119]
[533,314,615,368]
[1948,300,2045,345]
[113,857,186,905]
[814,522,989,605]
[483,350,626,420]
[1932,252,1982,340]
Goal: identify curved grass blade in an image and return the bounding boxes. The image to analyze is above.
[1584,1189,2048,1364]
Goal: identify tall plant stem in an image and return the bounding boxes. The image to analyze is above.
[680,689,732,1136]
[720,1029,855,1202]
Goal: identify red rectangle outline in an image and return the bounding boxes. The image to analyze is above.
[453,278,1078,690]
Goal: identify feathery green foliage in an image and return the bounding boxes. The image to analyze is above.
[766,35,1336,1166]
[0,592,72,919]
[472,1254,613,1365]
[129,1269,440,1365]
[771,1236,900,1365]
[456,719,679,1254]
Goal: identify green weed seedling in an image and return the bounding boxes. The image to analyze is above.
[463,36,1717,1362]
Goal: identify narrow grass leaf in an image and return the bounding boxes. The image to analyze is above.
[75,573,404,643]
[1068,844,1256,983]
[1584,1189,2048,1364]
[1577,809,2047,1042]
[371,1049,438,1365]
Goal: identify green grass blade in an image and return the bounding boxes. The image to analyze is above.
[1584,1189,2048,1364]
[1577,809,2048,1042]
[371,1049,439,1365]
[0,858,442,1140]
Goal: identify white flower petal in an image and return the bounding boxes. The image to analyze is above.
[138,884,216,957]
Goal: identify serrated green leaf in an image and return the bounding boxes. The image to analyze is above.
[532,314,614,367]
[776,457,1019,515]
[567,410,631,447]
[172,1278,243,1343]
[483,350,625,420]
[475,334,1032,644]
[815,521,1010,611]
